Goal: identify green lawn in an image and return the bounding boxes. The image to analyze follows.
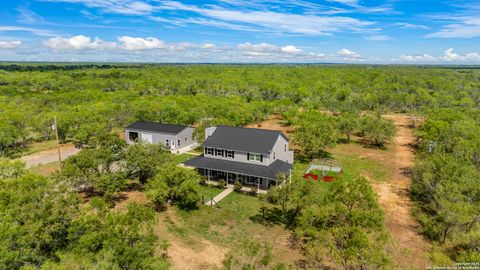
[198,185,223,200]
[11,140,60,158]
[172,153,197,164]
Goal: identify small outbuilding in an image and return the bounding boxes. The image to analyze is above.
[125,121,197,152]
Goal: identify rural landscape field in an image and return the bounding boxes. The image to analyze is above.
[1,64,479,270]
[1,0,480,269]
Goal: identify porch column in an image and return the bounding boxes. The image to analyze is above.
[207,169,210,183]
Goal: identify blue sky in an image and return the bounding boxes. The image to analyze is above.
[0,0,479,63]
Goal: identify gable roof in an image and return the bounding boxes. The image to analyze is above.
[203,126,288,154]
[126,121,189,134]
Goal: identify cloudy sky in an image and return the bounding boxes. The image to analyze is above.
[0,0,479,63]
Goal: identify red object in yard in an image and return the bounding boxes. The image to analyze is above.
[303,173,319,180]
[323,176,335,182]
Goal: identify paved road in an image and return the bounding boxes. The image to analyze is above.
[21,145,81,168]
[205,187,234,206]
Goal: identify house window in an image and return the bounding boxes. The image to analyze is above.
[129,131,139,142]
[165,139,169,147]
[215,149,224,157]
[205,148,213,155]
[248,153,262,162]
[178,139,180,146]
[185,137,188,142]
[273,152,275,160]
[284,144,287,151]
[226,150,234,158]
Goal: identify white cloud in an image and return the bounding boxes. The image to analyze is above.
[42,0,156,15]
[44,35,116,50]
[117,36,167,50]
[0,26,56,36]
[281,45,302,54]
[0,41,22,49]
[201,43,216,50]
[326,0,359,6]
[238,42,279,53]
[399,54,437,62]
[364,35,391,41]
[439,48,480,62]
[426,16,480,38]
[394,23,429,30]
[337,48,361,58]
[399,48,480,63]
[160,1,375,35]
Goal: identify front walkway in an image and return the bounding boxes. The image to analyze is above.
[205,187,234,206]
[170,143,200,155]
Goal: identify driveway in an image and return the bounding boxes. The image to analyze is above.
[21,144,81,168]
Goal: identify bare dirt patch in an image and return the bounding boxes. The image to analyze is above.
[113,191,150,210]
[246,114,299,149]
[155,209,226,270]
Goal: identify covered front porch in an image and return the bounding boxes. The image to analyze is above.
[199,168,284,190]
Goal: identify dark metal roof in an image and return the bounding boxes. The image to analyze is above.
[203,126,288,154]
[184,155,292,179]
[126,121,189,134]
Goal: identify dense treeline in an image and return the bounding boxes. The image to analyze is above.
[412,108,480,262]
[2,64,479,157]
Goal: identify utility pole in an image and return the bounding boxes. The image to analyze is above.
[54,116,62,163]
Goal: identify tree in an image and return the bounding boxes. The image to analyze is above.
[293,110,339,159]
[65,199,166,269]
[88,132,126,174]
[337,113,358,142]
[0,119,21,156]
[360,116,395,146]
[0,174,81,269]
[57,149,100,189]
[146,163,200,209]
[0,158,26,179]
[412,153,479,243]
[123,143,169,184]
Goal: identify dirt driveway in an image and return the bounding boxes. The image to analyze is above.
[371,114,430,269]
[20,144,81,168]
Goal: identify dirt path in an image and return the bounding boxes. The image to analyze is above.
[21,144,81,168]
[371,115,430,269]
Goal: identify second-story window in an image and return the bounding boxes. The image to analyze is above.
[248,153,262,162]
[215,149,224,157]
[284,144,287,151]
[205,147,213,155]
[226,150,234,158]
[273,152,275,159]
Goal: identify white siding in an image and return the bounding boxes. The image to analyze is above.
[269,135,294,165]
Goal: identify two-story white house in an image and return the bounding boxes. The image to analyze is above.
[184,126,294,189]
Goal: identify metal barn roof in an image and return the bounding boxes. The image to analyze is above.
[126,121,189,134]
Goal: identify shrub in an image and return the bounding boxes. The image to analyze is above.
[249,186,258,195]
[199,176,207,185]
[234,181,243,192]
[218,179,226,188]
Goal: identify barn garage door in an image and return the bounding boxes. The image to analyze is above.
[141,133,153,143]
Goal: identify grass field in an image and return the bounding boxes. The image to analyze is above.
[28,161,61,176]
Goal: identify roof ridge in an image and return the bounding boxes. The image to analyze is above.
[217,125,282,133]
